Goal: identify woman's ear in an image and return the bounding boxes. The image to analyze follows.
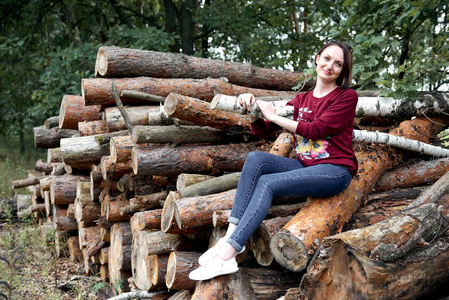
[315,55,320,65]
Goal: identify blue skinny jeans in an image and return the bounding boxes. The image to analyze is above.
[226,151,352,252]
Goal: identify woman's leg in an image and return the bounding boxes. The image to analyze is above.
[226,162,352,252]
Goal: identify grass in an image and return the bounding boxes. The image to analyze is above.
[0,134,47,199]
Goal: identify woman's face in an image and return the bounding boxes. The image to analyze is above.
[315,45,344,85]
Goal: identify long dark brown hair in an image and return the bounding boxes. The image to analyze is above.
[315,39,353,89]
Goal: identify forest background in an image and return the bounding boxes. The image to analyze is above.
[0,0,448,155]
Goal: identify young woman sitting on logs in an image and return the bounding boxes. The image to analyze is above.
[189,39,359,281]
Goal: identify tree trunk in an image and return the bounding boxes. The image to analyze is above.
[161,189,236,232]
[74,198,101,223]
[53,205,78,231]
[94,46,312,91]
[82,77,294,107]
[163,93,252,135]
[34,125,80,148]
[165,251,202,290]
[131,125,233,145]
[130,209,163,232]
[44,115,60,129]
[132,141,271,177]
[269,117,446,272]
[50,174,87,205]
[59,95,103,130]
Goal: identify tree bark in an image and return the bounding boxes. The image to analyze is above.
[131,125,233,145]
[74,198,101,223]
[78,120,109,136]
[44,115,60,129]
[269,117,446,272]
[180,172,241,198]
[374,157,449,193]
[120,191,166,215]
[110,135,133,163]
[176,173,215,194]
[61,135,110,169]
[165,251,202,290]
[130,209,163,232]
[100,156,133,180]
[104,105,159,132]
[35,159,59,174]
[132,141,271,177]
[59,95,103,130]
[50,174,87,205]
[34,125,80,148]
[82,77,294,107]
[163,93,252,135]
[109,222,133,291]
[161,189,236,232]
[95,46,312,91]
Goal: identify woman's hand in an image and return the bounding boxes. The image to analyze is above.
[256,100,277,122]
[238,93,258,122]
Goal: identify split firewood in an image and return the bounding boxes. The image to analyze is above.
[82,77,294,107]
[163,93,252,135]
[34,125,80,148]
[165,251,202,290]
[132,141,271,177]
[78,120,109,136]
[108,222,133,293]
[95,46,312,91]
[179,172,241,198]
[374,157,449,193]
[104,105,159,132]
[269,117,446,272]
[297,177,449,300]
[131,124,234,145]
[59,95,103,130]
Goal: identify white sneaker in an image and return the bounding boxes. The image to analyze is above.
[198,237,246,266]
[189,254,239,281]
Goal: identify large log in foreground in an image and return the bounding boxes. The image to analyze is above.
[95,46,312,91]
[269,117,446,272]
[132,141,271,177]
[81,77,295,107]
[59,95,103,130]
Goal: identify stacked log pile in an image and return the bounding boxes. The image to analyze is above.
[10,46,449,299]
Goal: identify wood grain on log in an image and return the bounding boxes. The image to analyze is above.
[78,120,109,136]
[104,105,158,132]
[132,142,271,177]
[163,93,252,135]
[95,46,312,91]
[165,251,201,290]
[34,125,80,148]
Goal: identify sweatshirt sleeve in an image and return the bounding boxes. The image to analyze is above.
[250,118,281,138]
[295,89,358,141]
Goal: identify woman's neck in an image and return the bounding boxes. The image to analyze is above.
[313,81,338,98]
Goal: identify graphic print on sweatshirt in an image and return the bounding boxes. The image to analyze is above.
[294,106,330,160]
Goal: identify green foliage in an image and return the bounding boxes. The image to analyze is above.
[437,128,449,148]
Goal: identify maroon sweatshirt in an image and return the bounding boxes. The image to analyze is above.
[251,87,359,176]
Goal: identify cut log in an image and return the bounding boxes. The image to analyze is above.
[161,189,236,232]
[243,267,301,299]
[213,202,305,227]
[176,173,215,194]
[165,251,202,290]
[110,135,133,163]
[374,157,449,193]
[131,125,233,145]
[78,120,109,136]
[34,125,80,148]
[130,209,162,232]
[15,194,31,212]
[11,176,42,190]
[102,194,132,222]
[100,156,133,180]
[35,159,59,174]
[74,198,101,223]
[104,105,159,132]
[99,247,109,265]
[269,117,446,272]
[68,236,83,263]
[48,147,64,163]
[269,132,294,157]
[179,172,241,198]
[117,174,155,193]
[53,205,78,231]
[50,174,87,205]
[82,77,295,107]
[59,95,103,130]
[120,90,166,103]
[132,142,271,177]
[163,93,252,135]
[16,203,46,219]
[61,135,110,169]
[44,115,60,129]
[95,46,312,91]
[109,222,133,292]
[120,191,167,215]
